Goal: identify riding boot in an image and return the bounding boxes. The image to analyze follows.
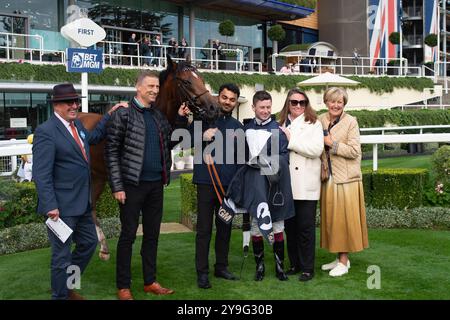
[252,240,265,281]
[273,240,288,281]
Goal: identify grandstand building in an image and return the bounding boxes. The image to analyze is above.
[318,0,449,74]
[0,0,317,139]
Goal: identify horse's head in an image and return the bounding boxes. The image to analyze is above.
[158,55,219,125]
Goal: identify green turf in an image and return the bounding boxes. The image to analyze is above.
[1,228,449,300]
[361,155,432,170]
[162,178,181,223]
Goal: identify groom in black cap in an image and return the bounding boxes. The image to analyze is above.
[33,83,124,300]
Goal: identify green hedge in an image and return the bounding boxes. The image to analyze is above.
[363,168,429,209]
[179,173,449,230]
[281,109,450,130]
[0,181,43,229]
[346,109,450,129]
[0,62,434,94]
[0,179,118,229]
[180,169,430,231]
[0,217,120,255]
[95,184,120,219]
[180,174,197,229]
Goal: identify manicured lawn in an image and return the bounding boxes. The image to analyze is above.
[1,228,449,300]
[361,155,432,170]
[162,178,181,223]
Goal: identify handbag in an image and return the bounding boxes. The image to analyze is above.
[321,154,330,182]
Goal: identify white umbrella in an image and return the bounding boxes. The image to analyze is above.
[298,72,360,89]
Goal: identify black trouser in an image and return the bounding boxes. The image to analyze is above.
[116,180,163,289]
[285,200,317,273]
[195,184,232,275]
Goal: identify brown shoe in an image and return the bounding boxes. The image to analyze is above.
[117,288,134,300]
[67,289,85,300]
[143,282,174,295]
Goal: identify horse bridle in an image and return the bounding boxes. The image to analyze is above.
[175,76,210,118]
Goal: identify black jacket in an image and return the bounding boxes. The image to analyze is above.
[105,99,186,192]
[189,114,244,187]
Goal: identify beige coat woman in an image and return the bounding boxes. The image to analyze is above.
[319,87,369,278]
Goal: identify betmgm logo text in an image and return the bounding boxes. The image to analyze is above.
[71,52,100,69]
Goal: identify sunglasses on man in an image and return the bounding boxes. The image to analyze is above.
[62,100,80,106]
[289,99,307,107]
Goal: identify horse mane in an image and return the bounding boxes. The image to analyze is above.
[159,60,197,89]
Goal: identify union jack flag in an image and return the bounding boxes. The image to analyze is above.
[369,0,401,68]
[424,0,438,62]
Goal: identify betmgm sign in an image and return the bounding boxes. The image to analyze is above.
[61,17,106,74]
[67,48,103,73]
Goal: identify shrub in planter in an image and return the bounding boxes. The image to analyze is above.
[387,60,400,75]
[218,19,235,47]
[268,24,286,42]
[389,32,400,45]
[424,61,435,75]
[424,33,438,47]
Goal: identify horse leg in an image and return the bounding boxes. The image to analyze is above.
[91,176,110,261]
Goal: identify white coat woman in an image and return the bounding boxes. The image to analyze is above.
[279,88,324,282]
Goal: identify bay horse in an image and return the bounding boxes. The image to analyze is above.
[78,55,219,260]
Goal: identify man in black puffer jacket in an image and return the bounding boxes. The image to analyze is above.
[105,70,189,300]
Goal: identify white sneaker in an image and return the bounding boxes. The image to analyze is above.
[321,259,350,271]
[329,262,349,277]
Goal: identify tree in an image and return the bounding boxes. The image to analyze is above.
[218,19,235,48]
[424,33,438,47]
[268,24,286,54]
[389,32,400,45]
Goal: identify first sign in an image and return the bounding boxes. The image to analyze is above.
[61,18,106,47]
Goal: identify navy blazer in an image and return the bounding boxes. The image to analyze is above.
[33,113,110,217]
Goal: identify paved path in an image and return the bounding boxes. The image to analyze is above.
[136,222,192,235]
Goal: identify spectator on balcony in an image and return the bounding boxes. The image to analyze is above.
[127,33,138,66]
[212,39,223,69]
[167,37,178,57]
[152,35,162,67]
[141,38,152,67]
[178,37,188,59]
[280,63,293,73]
[352,48,360,74]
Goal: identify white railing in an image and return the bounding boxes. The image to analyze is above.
[360,125,450,134]
[360,125,450,171]
[0,31,261,73]
[1,125,449,175]
[0,139,31,176]
[272,53,420,76]
[0,31,43,62]
[99,41,251,72]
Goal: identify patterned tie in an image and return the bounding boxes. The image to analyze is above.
[69,122,88,162]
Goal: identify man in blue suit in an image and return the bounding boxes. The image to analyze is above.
[33,83,124,300]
